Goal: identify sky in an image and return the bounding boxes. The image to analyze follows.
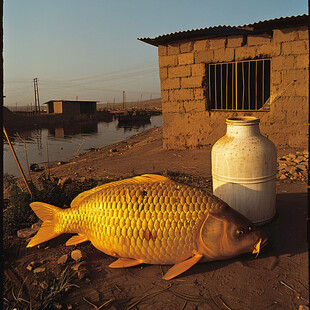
[3,0,308,108]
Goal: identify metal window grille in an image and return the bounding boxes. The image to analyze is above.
[207,59,270,110]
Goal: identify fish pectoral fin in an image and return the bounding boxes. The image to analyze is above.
[109,258,144,268]
[162,253,203,280]
[66,234,89,246]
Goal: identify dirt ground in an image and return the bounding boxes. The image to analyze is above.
[4,127,309,310]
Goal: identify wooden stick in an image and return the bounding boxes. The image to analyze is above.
[3,126,32,198]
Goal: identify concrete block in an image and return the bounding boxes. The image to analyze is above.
[168,65,191,78]
[169,88,194,101]
[161,90,169,102]
[272,55,295,70]
[194,88,205,100]
[282,40,308,56]
[159,67,168,80]
[161,78,181,90]
[210,38,226,50]
[181,76,203,88]
[158,45,167,56]
[168,43,180,55]
[193,40,208,51]
[282,68,308,85]
[183,100,206,113]
[194,50,214,63]
[159,55,178,68]
[235,46,257,60]
[247,34,272,46]
[191,63,206,76]
[297,26,309,40]
[227,36,244,48]
[180,41,194,53]
[273,28,301,43]
[271,71,282,85]
[295,54,309,69]
[213,48,235,62]
[178,53,194,65]
[162,101,185,113]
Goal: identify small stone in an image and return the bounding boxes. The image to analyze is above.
[71,249,83,261]
[58,254,69,265]
[17,226,39,239]
[71,261,85,271]
[78,177,86,182]
[58,177,71,187]
[285,165,297,174]
[53,303,63,309]
[26,261,41,271]
[297,164,307,171]
[279,174,287,180]
[39,281,48,290]
[67,304,73,310]
[33,267,46,274]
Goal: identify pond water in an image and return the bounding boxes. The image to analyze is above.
[4,115,162,178]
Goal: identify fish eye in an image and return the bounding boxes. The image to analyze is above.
[236,228,245,235]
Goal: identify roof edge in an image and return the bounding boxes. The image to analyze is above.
[138,14,309,46]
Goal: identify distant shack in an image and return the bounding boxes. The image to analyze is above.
[44,100,97,115]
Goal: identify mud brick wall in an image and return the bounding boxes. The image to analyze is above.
[158,26,309,149]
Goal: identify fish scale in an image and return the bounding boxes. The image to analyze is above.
[27,174,266,280]
[56,181,210,264]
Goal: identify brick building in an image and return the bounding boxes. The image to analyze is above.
[139,15,309,149]
[45,100,97,115]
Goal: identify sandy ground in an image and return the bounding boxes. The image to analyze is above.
[4,127,309,310]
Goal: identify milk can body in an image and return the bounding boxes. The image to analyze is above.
[211,117,277,225]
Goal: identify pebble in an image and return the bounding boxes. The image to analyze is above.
[33,267,46,274]
[57,254,69,265]
[277,150,308,182]
[39,281,48,290]
[71,249,83,261]
[71,261,85,271]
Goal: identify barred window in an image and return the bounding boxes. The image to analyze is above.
[206,59,270,110]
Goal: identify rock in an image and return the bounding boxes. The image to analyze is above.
[58,254,69,265]
[71,261,86,271]
[71,249,83,261]
[53,303,63,309]
[33,267,46,274]
[26,261,41,271]
[279,174,287,180]
[58,177,71,187]
[78,177,86,183]
[39,281,48,290]
[297,164,307,171]
[17,225,40,239]
[285,165,297,174]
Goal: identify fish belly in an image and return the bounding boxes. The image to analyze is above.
[58,182,212,264]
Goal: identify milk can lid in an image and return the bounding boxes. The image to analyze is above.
[226,117,260,125]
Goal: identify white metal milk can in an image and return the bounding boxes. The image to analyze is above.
[211,117,277,225]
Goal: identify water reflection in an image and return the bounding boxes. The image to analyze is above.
[4,115,163,177]
[49,122,98,138]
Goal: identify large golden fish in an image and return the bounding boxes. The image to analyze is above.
[27,174,267,280]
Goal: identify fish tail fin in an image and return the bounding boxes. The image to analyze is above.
[27,202,62,248]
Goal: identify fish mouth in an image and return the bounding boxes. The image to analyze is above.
[252,237,268,258]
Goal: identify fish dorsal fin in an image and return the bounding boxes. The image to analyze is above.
[70,174,171,208]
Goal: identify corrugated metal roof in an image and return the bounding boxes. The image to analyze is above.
[138,14,308,46]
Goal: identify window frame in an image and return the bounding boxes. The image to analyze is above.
[206,58,271,112]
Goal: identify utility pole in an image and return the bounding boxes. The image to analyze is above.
[123,91,126,110]
[33,78,40,113]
